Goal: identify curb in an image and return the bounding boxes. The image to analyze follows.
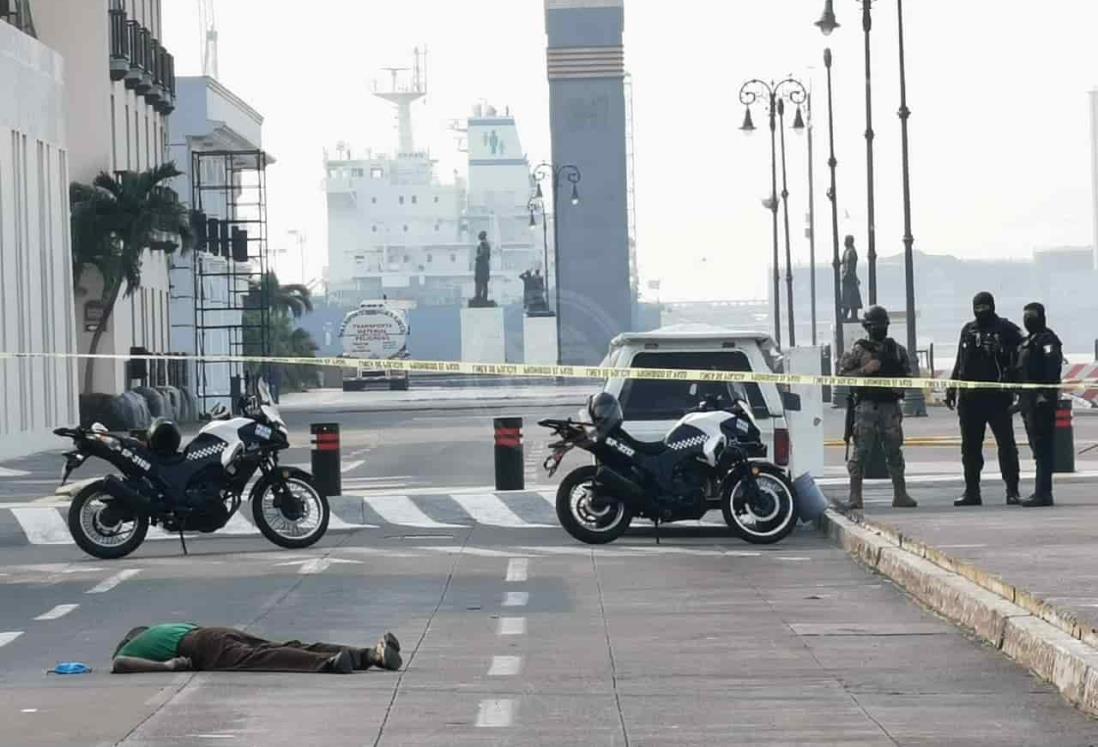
[820,508,1098,716]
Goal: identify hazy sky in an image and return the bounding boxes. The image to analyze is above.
[162,0,1098,301]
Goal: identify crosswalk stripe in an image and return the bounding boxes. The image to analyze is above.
[10,508,71,545]
[363,496,467,528]
[34,604,79,621]
[452,493,553,528]
[0,631,23,648]
[86,568,141,594]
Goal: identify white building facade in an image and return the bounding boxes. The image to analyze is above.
[169,76,269,413]
[33,0,176,395]
[0,5,80,459]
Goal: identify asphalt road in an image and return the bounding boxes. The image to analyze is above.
[3,389,1098,744]
[4,523,1098,745]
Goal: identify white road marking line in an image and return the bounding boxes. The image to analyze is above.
[20,708,37,713]
[0,467,31,477]
[86,568,141,594]
[33,495,65,504]
[538,490,556,507]
[221,512,260,535]
[502,591,529,607]
[497,617,526,636]
[626,546,728,557]
[275,557,364,575]
[0,631,24,648]
[724,551,762,557]
[34,604,79,621]
[340,460,365,474]
[363,495,467,528]
[11,508,72,545]
[488,655,522,676]
[777,556,812,562]
[417,546,529,558]
[452,493,552,528]
[937,544,988,549]
[505,558,528,582]
[475,698,515,727]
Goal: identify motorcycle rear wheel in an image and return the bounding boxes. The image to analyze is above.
[251,473,330,549]
[67,479,149,559]
[721,464,798,545]
[556,465,632,545]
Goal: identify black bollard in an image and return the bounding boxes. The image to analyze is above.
[1053,399,1075,474]
[494,417,524,491]
[310,423,342,497]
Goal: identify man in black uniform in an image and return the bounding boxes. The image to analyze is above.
[1016,302,1063,507]
[946,292,1024,506]
[834,305,918,510]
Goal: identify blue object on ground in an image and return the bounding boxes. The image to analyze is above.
[48,662,92,675]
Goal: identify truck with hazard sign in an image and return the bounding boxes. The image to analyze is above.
[338,301,412,391]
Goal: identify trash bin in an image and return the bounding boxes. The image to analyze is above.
[1054,399,1075,474]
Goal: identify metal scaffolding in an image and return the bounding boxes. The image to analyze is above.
[190,149,270,410]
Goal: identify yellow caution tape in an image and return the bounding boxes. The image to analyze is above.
[0,351,1085,392]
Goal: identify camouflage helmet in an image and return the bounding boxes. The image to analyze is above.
[862,305,890,327]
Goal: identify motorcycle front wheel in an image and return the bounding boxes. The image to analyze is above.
[721,464,798,545]
[556,465,632,545]
[251,472,330,549]
[67,479,149,559]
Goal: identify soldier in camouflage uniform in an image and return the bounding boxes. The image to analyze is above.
[834,305,918,510]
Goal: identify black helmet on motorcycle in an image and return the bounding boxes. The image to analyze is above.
[147,418,181,456]
[587,392,623,439]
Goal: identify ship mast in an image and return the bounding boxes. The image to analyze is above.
[372,48,428,155]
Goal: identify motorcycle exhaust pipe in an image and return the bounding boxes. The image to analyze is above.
[102,474,152,515]
[594,466,655,514]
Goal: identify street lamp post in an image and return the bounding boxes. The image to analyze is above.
[818,0,925,415]
[802,93,818,347]
[739,77,808,349]
[822,48,844,357]
[530,162,581,361]
[527,195,550,288]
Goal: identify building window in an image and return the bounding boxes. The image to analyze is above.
[434,196,439,203]
[411,195,417,204]
[398,195,404,205]
[450,253,456,262]
[125,103,131,168]
[370,167,383,179]
[427,254,433,263]
[434,222,440,231]
[371,225,377,232]
[371,196,377,204]
[403,225,408,232]
[110,94,117,171]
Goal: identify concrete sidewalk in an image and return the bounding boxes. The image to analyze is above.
[820,479,1098,717]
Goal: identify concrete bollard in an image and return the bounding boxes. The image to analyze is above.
[494,417,524,491]
[310,423,342,497]
[1053,399,1075,474]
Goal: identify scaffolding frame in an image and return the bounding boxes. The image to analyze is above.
[190,149,270,409]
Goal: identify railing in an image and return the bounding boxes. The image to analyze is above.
[126,20,143,72]
[113,12,174,113]
[109,8,128,59]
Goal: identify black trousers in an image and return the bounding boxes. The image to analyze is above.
[958,393,1019,496]
[178,627,368,673]
[1024,402,1056,498]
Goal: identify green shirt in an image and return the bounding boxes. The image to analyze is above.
[117,623,198,661]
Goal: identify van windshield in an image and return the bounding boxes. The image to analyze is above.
[619,351,771,421]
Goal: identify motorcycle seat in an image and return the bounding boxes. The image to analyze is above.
[615,429,668,456]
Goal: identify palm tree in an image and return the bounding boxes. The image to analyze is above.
[70,163,193,393]
[246,271,314,318]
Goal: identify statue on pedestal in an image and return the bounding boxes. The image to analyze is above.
[469,231,496,308]
[520,269,552,317]
[841,235,864,322]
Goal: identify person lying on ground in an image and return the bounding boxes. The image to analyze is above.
[110,623,401,674]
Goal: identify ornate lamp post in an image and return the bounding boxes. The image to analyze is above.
[791,92,817,346]
[530,163,581,363]
[822,48,844,357]
[527,195,550,291]
[739,77,808,348]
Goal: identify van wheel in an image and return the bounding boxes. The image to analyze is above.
[556,466,632,544]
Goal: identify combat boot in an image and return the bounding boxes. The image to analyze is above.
[833,475,864,512]
[892,476,918,508]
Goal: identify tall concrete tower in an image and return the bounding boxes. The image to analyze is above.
[545,0,632,364]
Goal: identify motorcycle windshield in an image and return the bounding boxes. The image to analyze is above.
[256,379,285,427]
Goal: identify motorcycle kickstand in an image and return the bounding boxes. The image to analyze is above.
[654,517,661,545]
[178,528,189,556]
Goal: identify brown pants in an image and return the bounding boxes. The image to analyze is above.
[178,627,367,673]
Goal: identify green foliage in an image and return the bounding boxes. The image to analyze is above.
[242,271,319,392]
[69,163,195,394]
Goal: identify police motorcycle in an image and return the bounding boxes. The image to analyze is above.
[540,392,798,545]
[53,379,330,559]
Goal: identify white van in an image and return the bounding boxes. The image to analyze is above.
[601,325,810,474]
